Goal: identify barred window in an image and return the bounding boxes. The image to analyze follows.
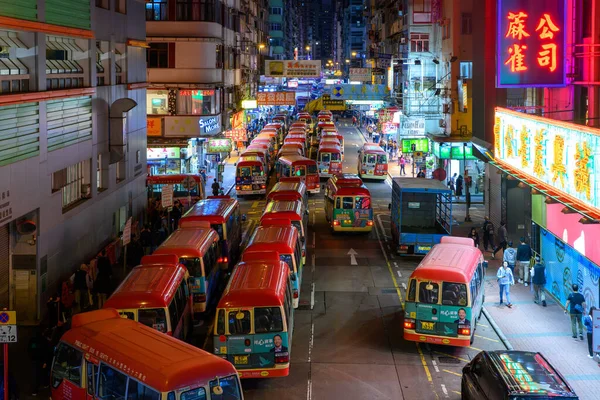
[52,159,92,210]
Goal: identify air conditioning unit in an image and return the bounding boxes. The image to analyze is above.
[400,37,407,44]
[439,119,447,128]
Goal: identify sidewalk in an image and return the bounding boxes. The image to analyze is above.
[203,152,240,196]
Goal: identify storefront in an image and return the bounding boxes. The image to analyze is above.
[491,107,600,308]
[146,139,203,176]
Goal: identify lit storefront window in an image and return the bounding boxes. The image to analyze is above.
[176,89,221,115]
[147,90,169,115]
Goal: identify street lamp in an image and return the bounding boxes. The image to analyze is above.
[351,51,357,57]
[305,46,311,51]
[259,43,266,49]
[345,59,350,63]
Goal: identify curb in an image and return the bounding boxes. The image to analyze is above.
[482,306,514,350]
[225,183,235,196]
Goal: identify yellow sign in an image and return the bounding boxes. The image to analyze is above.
[242,100,257,109]
[147,118,162,137]
[0,311,16,325]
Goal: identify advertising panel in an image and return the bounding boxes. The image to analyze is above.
[199,115,221,135]
[147,147,180,160]
[147,118,163,137]
[257,92,296,106]
[541,228,600,309]
[494,107,600,210]
[224,128,247,142]
[400,117,425,136]
[402,138,429,153]
[349,68,372,82]
[241,99,258,109]
[329,84,390,101]
[164,116,222,137]
[207,138,232,153]
[265,60,321,77]
[497,0,566,88]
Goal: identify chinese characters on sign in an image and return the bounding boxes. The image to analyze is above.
[494,107,600,209]
[256,92,296,106]
[497,0,565,88]
[146,118,162,137]
[265,60,321,78]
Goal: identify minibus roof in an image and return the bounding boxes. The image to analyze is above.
[219,261,289,308]
[180,198,238,226]
[318,144,342,152]
[361,144,387,154]
[410,242,483,282]
[330,174,363,187]
[269,181,307,199]
[65,309,236,392]
[278,155,316,165]
[263,200,303,220]
[246,225,299,253]
[237,156,264,165]
[153,228,219,259]
[333,185,371,197]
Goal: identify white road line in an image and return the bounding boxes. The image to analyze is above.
[307,323,314,362]
[431,359,440,373]
[401,282,407,290]
[393,262,398,267]
[306,379,312,400]
[440,384,449,398]
[376,214,389,241]
[396,270,402,278]
[310,283,316,310]
[312,209,316,226]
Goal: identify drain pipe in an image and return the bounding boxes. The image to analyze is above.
[482,306,514,350]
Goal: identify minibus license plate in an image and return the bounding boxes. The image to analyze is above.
[421,321,435,331]
[234,355,249,365]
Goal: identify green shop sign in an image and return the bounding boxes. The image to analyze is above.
[433,143,478,160]
[207,138,232,153]
[401,138,429,153]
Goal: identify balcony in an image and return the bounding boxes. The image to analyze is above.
[146,20,222,39]
[147,68,223,84]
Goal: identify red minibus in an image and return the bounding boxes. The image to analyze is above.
[278,144,304,157]
[103,254,193,340]
[275,154,320,193]
[235,156,268,196]
[267,181,308,208]
[51,309,243,400]
[358,143,389,180]
[317,143,343,177]
[147,174,205,208]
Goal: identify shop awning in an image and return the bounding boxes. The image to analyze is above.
[46,36,84,52]
[0,32,27,49]
[427,134,493,163]
[492,159,600,222]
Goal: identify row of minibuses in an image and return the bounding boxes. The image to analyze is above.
[324,174,374,233]
[51,308,243,400]
[236,125,280,195]
[211,179,309,379]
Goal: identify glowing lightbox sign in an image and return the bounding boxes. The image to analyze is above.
[494,107,600,210]
[497,0,566,88]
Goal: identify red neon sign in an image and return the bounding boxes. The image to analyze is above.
[179,90,215,96]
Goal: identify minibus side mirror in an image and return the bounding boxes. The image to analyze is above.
[301,236,305,243]
[305,209,309,216]
[357,150,360,153]
[388,203,391,211]
[234,163,237,166]
[187,277,195,287]
[241,214,247,222]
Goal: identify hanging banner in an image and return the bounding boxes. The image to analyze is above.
[256,92,296,106]
[329,84,390,101]
[265,60,321,77]
[349,68,372,82]
[231,111,245,129]
[224,128,247,142]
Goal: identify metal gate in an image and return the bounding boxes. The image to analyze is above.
[0,224,9,309]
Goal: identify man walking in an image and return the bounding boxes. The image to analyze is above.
[565,284,586,340]
[482,216,495,252]
[531,256,546,306]
[497,261,514,308]
[516,237,532,285]
[502,241,517,275]
[211,179,220,196]
[492,221,508,260]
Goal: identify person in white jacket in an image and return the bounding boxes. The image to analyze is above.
[497,261,515,308]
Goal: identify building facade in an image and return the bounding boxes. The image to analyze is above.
[0,0,148,323]
[343,0,368,67]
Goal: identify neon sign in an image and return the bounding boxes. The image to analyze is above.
[179,90,215,97]
[497,0,566,88]
[494,107,600,210]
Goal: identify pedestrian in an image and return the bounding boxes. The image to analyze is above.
[352,116,357,126]
[399,156,407,175]
[85,263,94,308]
[171,199,183,230]
[95,249,113,308]
[502,241,517,275]
[516,237,532,285]
[584,307,596,359]
[140,224,152,255]
[449,173,457,194]
[467,227,480,247]
[416,168,426,178]
[28,326,50,395]
[565,284,586,340]
[456,175,463,199]
[211,179,220,196]
[72,263,89,313]
[531,256,546,306]
[497,261,514,308]
[127,235,144,268]
[491,221,508,260]
[482,216,495,251]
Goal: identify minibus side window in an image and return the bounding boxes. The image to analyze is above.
[181,387,207,400]
[407,279,417,302]
[180,257,202,277]
[254,307,283,333]
[367,155,376,164]
[127,378,160,400]
[98,364,127,400]
[280,254,294,272]
[52,343,83,388]
[442,283,468,306]
[138,308,167,333]
[168,300,180,332]
[228,310,251,334]
[335,197,341,209]
[203,243,217,277]
[418,282,439,304]
[216,309,225,335]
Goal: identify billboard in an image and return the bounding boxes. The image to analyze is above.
[257,91,296,106]
[265,60,321,77]
[349,68,372,82]
[164,115,221,137]
[497,0,566,88]
[494,107,600,209]
[328,84,390,101]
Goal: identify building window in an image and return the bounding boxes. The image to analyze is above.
[97,153,108,192]
[582,0,592,38]
[442,19,451,40]
[270,7,282,15]
[461,13,472,35]
[410,33,429,52]
[147,90,169,114]
[52,159,92,211]
[0,31,30,94]
[95,0,109,9]
[116,159,126,183]
[115,44,126,84]
[176,89,221,115]
[460,61,472,79]
[96,41,108,86]
[146,0,168,21]
[45,36,84,88]
[269,23,282,31]
[116,0,126,14]
[176,0,223,23]
[412,0,432,24]
[147,43,168,68]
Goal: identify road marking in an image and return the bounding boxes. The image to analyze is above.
[416,343,433,383]
[401,282,407,290]
[396,270,402,278]
[478,323,489,328]
[308,322,314,362]
[431,359,440,373]
[393,262,398,267]
[312,209,316,226]
[310,283,316,310]
[433,351,470,364]
[251,201,259,209]
[452,391,461,396]
[474,334,500,343]
[469,345,484,352]
[376,214,389,240]
[348,248,358,265]
[306,373,313,400]
[440,384,449,398]
[443,369,462,377]
[373,214,403,303]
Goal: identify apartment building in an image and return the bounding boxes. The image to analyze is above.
[0,0,148,324]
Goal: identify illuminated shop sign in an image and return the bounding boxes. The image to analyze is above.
[494,107,600,209]
[179,90,215,97]
[199,115,221,135]
[497,0,566,88]
[147,147,180,160]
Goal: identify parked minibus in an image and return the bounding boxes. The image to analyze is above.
[51,309,243,400]
[235,156,268,196]
[212,260,294,379]
[251,137,275,155]
[179,197,242,270]
[147,174,205,208]
[243,225,303,307]
[275,155,320,193]
[324,176,373,233]
[278,144,304,157]
[404,236,486,347]
[358,143,388,180]
[321,130,344,150]
[267,181,308,209]
[153,227,221,314]
[261,199,308,264]
[284,136,307,151]
[244,144,271,168]
[103,255,193,340]
[317,144,343,177]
